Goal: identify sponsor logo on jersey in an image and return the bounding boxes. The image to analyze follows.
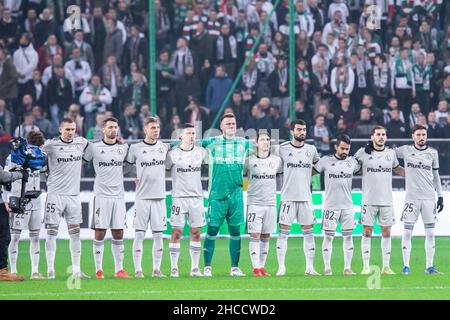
[140,159,166,167]
[56,154,83,164]
[98,159,124,167]
[328,172,352,179]
[251,174,276,179]
[176,165,201,173]
[367,166,392,173]
[406,162,432,170]
[286,162,312,169]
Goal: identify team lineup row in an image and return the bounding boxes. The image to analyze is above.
[3,113,445,281]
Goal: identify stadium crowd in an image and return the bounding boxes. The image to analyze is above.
[0,0,449,150]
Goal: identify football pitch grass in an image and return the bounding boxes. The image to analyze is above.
[1,237,450,300]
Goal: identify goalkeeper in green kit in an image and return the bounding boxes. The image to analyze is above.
[202,113,253,277]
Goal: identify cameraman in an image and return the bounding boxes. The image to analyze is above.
[4,131,45,280]
[0,125,27,281]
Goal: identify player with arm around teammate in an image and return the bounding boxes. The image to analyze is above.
[396,124,444,275]
[43,118,89,279]
[83,117,130,279]
[126,117,170,278]
[245,131,282,276]
[275,119,320,276]
[6,131,46,280]
[355,125,405,275]
[312,135,360,276]
[166,123,208,277]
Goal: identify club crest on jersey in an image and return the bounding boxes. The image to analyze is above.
[159,147,164,153]
[385,155,391,161]
[346,161,352,167]
[269,162,275,168]
[117,148,123,154]
[195,153,201,161]
[305,151,311,157]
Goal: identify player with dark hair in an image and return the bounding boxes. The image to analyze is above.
[275,119,320,276]
[355,125,405,275]
[396,124,444,275]
[245,131,282,276]
[83,117,130,279]
[313,135,360,275]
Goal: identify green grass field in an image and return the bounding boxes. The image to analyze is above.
[1,237,450,300]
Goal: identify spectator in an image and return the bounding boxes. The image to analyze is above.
[215,24,238,79]
[310,114,331,156]
[79,75,112,131]
[24,69,45,108]
[21,9,38,40]
[171,37,194,78]
[295,58,312,104]
[156,50,176,121]
[124,24,149,74]
[175,64,202,119]
[254,43,276,80]
[391,47,414,118]
[65,30,95,72]
[64,47,92,98]
[34,8,60,50]
[383,97,405,125]
[119,103,141,140]
[408,103,422,128]
[86,112,106,141]
[184,98,210,131]
[90,6,107,71]
[439,74,450,103]
[13,33,38,97]
[412,51,431,116]
[14,112,40,138]
[123,72,149,112]
[47,65,73,127]
[99,55,123,117]
[371,54,391,110]
[335,118,350,136]
[386,109,408,138]
[0,99,15,134]
[352,107,377,138]
[271,31,288,58]
[0,46,18,105]
[191,21,214,75]
[228,91,249,129]
[294,2,314,38]
[245,104,273,132]
[240,58,259,107]
[334,95,356,130]
[64,104,84,137]
[269,58,290,118]
[330,56,355,111]
[311,60,331,111]
[206,65,233,122]
[31,105,54,138]
[294,100,314,127]
[269,105,289,141]
[316,103,335,134]
[435,100,449,127]
[427,111,445,138]
[15,94,34,118]
[106,8,127,44]
[103,19,124,64]
[41,54,75,91]
[361,94,384,125]
[0,8,18,52]
[154,0,171,52]
[311,44,330,73]
[63,11,91,44]
[37,34,63,73]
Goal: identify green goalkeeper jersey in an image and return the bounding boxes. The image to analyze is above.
[202,136,253,200]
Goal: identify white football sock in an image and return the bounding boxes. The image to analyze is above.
[189,241,201,270]
[29,230,40,275]
[260,237,270,268]
[8,230,21,274]
[303,229,315,271]
[249,236,261,269]
[68,227,81,274]
[45,229,58,274]
[361,233,371,269]
[424,225,435,269]
[402,225,413,268]
[169,242,181,270]
[152,232,163,271]
[342,231,353,271]
[93,239,104,272]
[276,229,289,272]
[133,231,145,273]
[381,235,392,268]
[112,239,124,273]
[322,232,334,271]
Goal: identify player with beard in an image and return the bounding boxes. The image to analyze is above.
[275,120,320,276]
[396,124,444,275]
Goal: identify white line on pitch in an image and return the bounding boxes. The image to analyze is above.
[1,286,450,297]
